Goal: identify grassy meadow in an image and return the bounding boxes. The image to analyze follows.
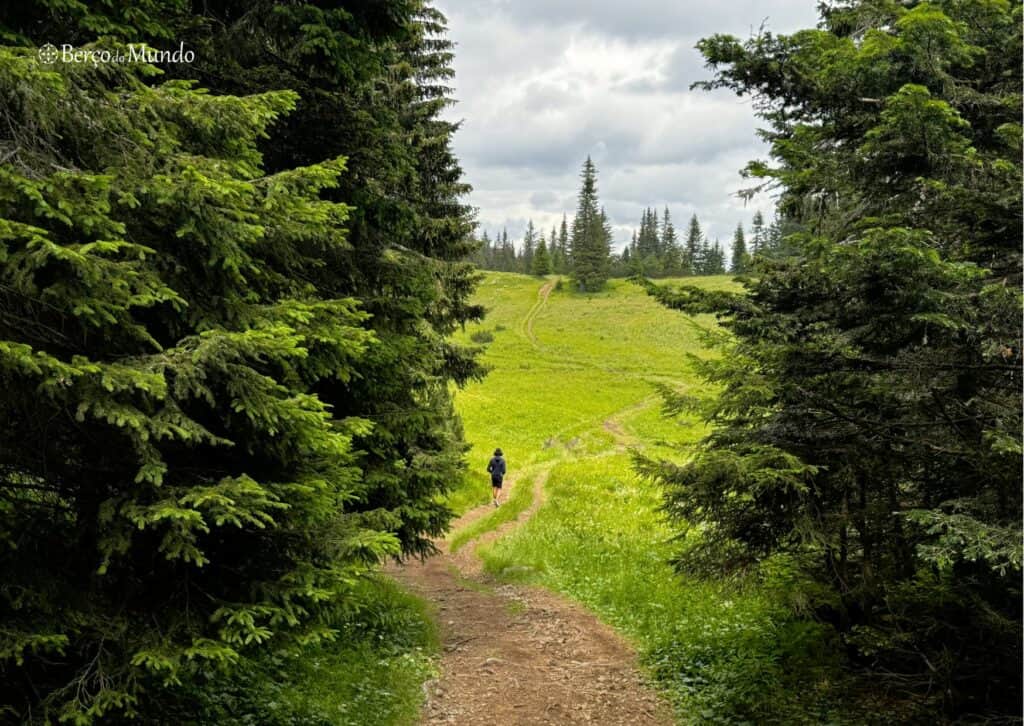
[446,272,851,724]
[449,274,722,509]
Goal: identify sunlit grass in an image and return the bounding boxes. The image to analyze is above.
[450,274,734,512]
[478,457,842,723]
[444,272,850,723]
[448,463,540,553]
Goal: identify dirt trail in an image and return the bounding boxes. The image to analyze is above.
[390,469,673,726]
[389,280,672,724]
[522,279,556,347]
[602,394,659,450]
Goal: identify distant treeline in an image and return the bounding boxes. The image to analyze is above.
[469,205,792,278]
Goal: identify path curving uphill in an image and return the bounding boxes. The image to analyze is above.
[521,278,556,348]
[389,278,672,725]
[390,467,671,725]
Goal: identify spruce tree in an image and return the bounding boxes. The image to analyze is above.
[164,0,483,559]
[633,208,664,277]
[557,214,570,272]
[636,208,656,259]
[0,46,380,722]
[495,228,510,271]
[531,233,553,275]
[661,207,681,275]
[569,157,611,291]
[706,239,726,274]
[651,207,664,258]
[749,210,766,255]
[521,220,537,273]
[646,0,1022,716]
[729,222,748,273]
[0,1,483,720]
[549,224,562,272]
[684,214,703,275]
[477,229,493,268]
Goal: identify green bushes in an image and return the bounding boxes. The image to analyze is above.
[177,578,437,726]
[644,579,843,723]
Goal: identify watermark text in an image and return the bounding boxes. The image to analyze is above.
[38,43,195,66]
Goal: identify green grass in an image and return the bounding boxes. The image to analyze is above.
[479,457,843,723]
[451,274,729,496]
[445,272,851,723]
[278,578,438,725]
[447,463,540,553]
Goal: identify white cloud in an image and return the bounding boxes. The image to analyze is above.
[434,0,820,251]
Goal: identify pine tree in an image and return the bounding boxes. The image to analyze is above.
[521,220,536,273]
[557,214,570,272]
[500,228,515,271]
[651,207,664,258]
[729,222,748,273]
[549,224,562,272]
[646,1,1022,716]
[705,239,726,274]
[661,207,681,275]
[632,208,664,276]
[569,157,611,291]
[750,210,766,255]
[684,214,703,275]
[0,46,378,722]
[531,233,553,275]
[0,2,484,720]
[636,208,656,259]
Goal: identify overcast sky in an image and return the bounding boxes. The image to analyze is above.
[433,0,822,252]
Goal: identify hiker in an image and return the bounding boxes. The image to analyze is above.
[487,448,506,507]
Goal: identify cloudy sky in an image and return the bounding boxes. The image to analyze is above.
[433,0,822,252]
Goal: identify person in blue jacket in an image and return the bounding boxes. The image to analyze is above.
[487,448,506,507]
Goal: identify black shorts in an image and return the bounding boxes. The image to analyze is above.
[491,477,503,489]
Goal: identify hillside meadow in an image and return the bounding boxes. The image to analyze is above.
[444,272,856,723]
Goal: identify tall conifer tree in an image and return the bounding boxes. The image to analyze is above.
[569,158,611,291]
[531,232,553,275]
[684,214,703,275]
[730,222,748,273]
[0,3,484,719]
[549,224,562,272]
[558,214,570,271]
[661,207,681,275]
[645,1,1022,716]
[750,210,766,255]
[521,219,537,273]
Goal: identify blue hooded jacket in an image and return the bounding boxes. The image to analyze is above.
[487,454,506,481]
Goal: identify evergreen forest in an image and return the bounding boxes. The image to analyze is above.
[0,1,1019,723]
